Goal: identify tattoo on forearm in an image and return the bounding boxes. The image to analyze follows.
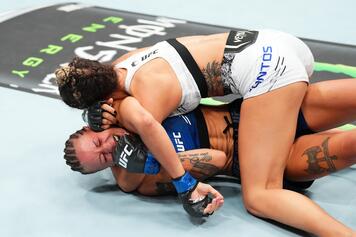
[191,162,220,180]
[178,152,219,180]
[178,152,212,163]
[154,152,220,195]
[202,61,224,96]
[302,137,337,175]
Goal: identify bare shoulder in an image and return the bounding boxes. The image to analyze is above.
[177,32,229,43]
[118,96,140,110]
[113,96,141,119]
[176,32,229,67]
[111,47,151,65]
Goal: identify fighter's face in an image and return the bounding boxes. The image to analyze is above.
[73,127,127,173]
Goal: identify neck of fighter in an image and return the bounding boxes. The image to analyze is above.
[111,68,129,100]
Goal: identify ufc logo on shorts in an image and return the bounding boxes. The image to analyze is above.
[118,145,133,168]
[173,132,185,152]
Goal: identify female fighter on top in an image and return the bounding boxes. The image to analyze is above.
[54,29,354,236]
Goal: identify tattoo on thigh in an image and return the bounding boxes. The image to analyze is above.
[302,137,337,175]
[202,61,224,96]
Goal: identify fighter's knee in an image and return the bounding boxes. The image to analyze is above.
[340,131,356,162]
[242,190,267,218]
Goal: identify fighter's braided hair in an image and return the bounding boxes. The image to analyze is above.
[63,127,93,174]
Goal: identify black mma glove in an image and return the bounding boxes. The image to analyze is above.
[82,100,106,132]
[112,134,160,174]
[172,172,213,218]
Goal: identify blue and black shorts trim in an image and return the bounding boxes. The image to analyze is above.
[228,100,316,190]
[295,110,315,138]
[284,111,315,190]
[194,108,210,148]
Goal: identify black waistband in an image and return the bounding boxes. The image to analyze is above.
[194,108,210,148]
[227,99,243,177]
[224,30,259,54]
[166,38,208,98]
[296,111,315,138]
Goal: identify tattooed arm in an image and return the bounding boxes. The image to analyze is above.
[136,149,227,196]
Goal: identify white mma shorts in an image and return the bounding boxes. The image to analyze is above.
[221,29,314,99]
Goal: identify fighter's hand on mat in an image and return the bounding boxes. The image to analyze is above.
[172,172,223,217]
[192,182,224,216]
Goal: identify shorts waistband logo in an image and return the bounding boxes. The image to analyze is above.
[224,30,258,53]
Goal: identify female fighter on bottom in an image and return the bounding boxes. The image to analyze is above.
[65,79,356,236]
[56,29,312,219]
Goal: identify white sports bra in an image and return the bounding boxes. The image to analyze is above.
[114,39,208,116]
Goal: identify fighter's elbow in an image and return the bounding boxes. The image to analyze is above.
[214,150,227,169]
[141,113,156,128]
[136,185,154,196]
[133,112,157,133]
[116,176,137,193]
[117,181,136,193]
